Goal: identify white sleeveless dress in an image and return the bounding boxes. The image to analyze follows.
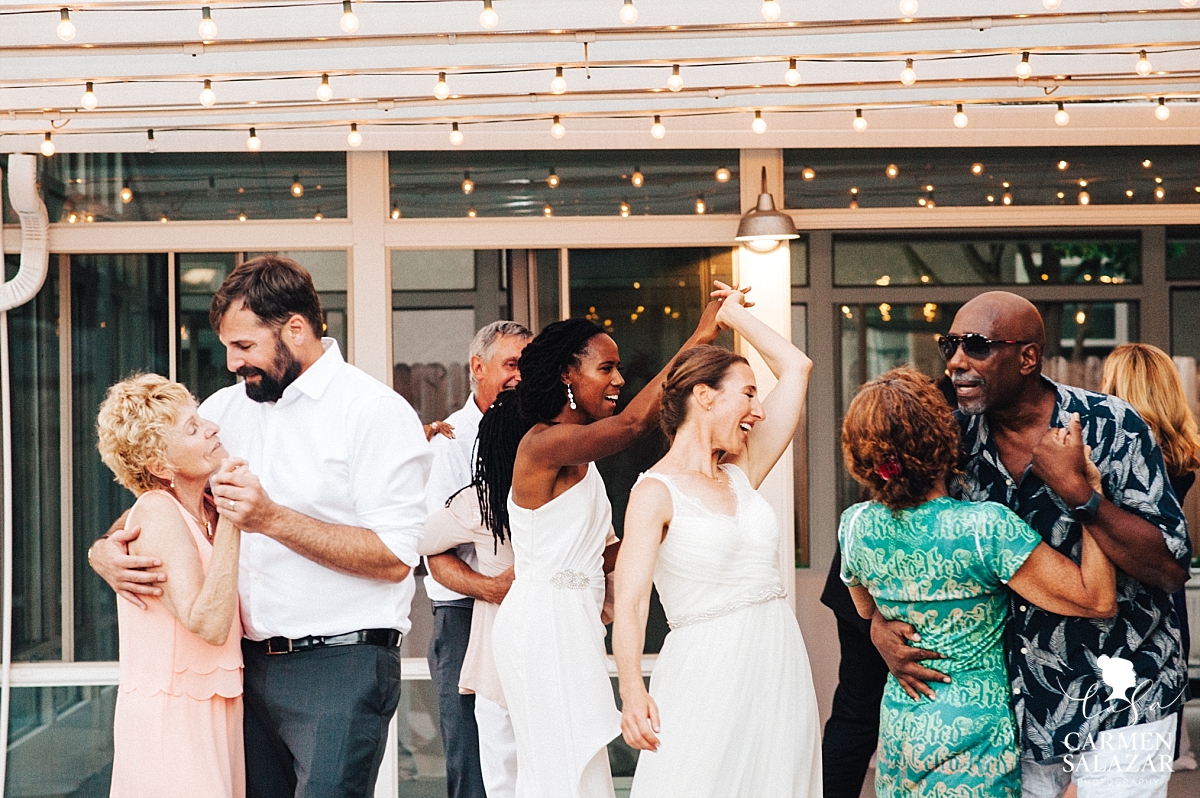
[492,462,622,798]
[630,464,822,798]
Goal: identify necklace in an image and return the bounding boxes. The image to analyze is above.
[173,493,214,539]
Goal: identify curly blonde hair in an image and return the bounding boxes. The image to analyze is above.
[841,366,960,511]
[96,373,195,495]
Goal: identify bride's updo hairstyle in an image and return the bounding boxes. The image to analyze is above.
[660,345,749,440]
[841,366,959,512]
[516,318,605,422]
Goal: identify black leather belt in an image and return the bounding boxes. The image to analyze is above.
[256,628,401,655]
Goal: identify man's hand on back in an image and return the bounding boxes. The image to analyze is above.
[88,525,165,610]
[869,610,949,701]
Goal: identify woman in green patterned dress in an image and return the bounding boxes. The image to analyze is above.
[838,367,1117,798]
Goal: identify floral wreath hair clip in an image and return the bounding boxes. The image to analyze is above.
[876,458,902,482]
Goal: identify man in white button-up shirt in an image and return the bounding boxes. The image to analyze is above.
[91,255,431,798]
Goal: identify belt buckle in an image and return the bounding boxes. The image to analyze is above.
[266,637,294,655]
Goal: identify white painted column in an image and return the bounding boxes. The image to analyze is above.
[346,151,392,384]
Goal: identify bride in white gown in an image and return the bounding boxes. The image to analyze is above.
[612,286,821,797]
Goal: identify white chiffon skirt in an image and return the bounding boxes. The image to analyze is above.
[630,597,822,798]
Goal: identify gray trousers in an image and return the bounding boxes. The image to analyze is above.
[428,602,486,798]
[242,639,402,798]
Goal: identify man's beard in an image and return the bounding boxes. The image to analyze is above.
[951,375,988,415]
[239,336,303,403]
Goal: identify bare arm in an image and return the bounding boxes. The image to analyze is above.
[427,553,514,605]
[716,291,813,489]
[848,585,877,619]
[613,479,670,751]
[1008,533,1117,618]
[129,494,240,646]
[88,521,166,609]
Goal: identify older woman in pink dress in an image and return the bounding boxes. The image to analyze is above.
[96,373,244,798]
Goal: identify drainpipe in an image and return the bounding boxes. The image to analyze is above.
[0,153,51,787]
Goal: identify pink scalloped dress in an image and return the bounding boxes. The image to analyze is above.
[109,491,245,798]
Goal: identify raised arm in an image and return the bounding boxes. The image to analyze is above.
[613,478,672,752]
[129,493,240,646]
[716,287,813,488]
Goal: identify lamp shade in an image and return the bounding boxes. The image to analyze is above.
[735,167,799,246]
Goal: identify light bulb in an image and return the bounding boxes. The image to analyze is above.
[246,127,261,151]
[695,196,706,214]
[1156,185,1166,200]
[900,59,916,86]
[40,132,55,157]
[715,166,731,182]
[852,109,867,132]
[291,177,304,198]
[340,1,359,33]
[667,65,683,92]
[785,58,801,86]
[761,0,781,22]
[198,7,218,40]
[971,162,984,175]
[120,186,132,204]
[434,72,450,100]
[953,104,969,128]
[1043,0,1061,9]
[619,200,631,217]
[620,0,639,24]
[751,110,767,134]
[81,81,97,110]
[886,164,899,178]
[1055,102,1069,126]
[391,207,401,219]
[462,172,474,195]
[898,0,918,16]
[479,0,498,29]
[1136,50,1152,76]
[1155,97,1170,121]
[239,212,248,222]
[467,207,477,218]
[146,129,157,152]
[631,168,644,188]
[802,167,815,180]
[314,211,323,220]
[650,115,666,139]
[1016,52,1032,80]
[57,8,76,41]
[199,79,216,107]
[547,170,560,188]
[347,123,362,147]
[1078,191,1090,205]
[1002,191,1013,205]
[550,67,567,95]
[449,122,464,146]
[542,203,553,217]
[317,74,333,102]
[550,115,566,139]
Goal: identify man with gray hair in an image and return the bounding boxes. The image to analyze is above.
[424,320,532,798]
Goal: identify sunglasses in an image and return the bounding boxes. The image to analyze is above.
[937,334,1031,360]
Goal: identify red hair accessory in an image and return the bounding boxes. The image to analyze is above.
[877,458,902,481]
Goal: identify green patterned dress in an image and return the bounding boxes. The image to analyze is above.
[838,497,1042,798]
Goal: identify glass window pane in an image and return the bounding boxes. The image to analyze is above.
[7,256,62,662]
[784,147,1199,209]
[834,235,1140,286]
[38,152,347,223]
[392,250,476,291]
[535,249,560,328]
[388,151,739,218]
[5,685,116,796]
[790,239,809,287]
[1167,227,1200,280]
[72,254,170,662]
[177,252,237,401]
[244,251,349,358]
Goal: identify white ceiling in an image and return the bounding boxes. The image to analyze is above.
[1,0,1198,152]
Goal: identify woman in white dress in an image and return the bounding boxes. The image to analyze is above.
[492,293,729,798]
[612,285,821,797]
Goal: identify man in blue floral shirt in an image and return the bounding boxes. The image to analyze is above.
[872,291,1190,798]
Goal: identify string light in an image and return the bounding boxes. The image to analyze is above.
[898,0,918,17]
[1016,52,1032,80]
[631,167,644,187]
[81,81,97,110]
[1156,185,1166,200]
[667,65,684,92]
[551,67,567,95]
[694,195,706,214]
[239,211,248,221]
[752,110,767,134]
[619,200,631,216]
[953,103,969,128]
[462,171,475,195]
[314,211,323,220]
[550,115,566,139]
[391,206,402,219]
[852,108,867,132]
[620,0,639,24]
[291,176,304,197]
[246,127,261,150]
[785,58,801,86]
[1155,97,1170,121]
[650,114,666,139]
[715,166,731,182]
[317,74,333,102]
[886,164,899,178]
[146,129,157,152]
[479,0,499,30]
[198,6,218,40]
[434,72,450,100]
[1058,160,1069,170]
[1043,0,1061,9]
[467,207,477,218]
[449,122,464,146]
[802,167,815,180]
[160,214,169,223]
[546,169,560,188]
[199,79,216,107]
[340,1,359,34]
[347,123,362,147]
[1078,191,1090,205]
[542,203,553,217]
[900,59,916,86]
[1135,50,1152,76]
[120,186,133,204]
[761,0,782,22]
[1002,191,1013,205]
[1054,101,1069,126]
[57,8,76,41]
[971,162,984,175]
[40,132,55,157]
